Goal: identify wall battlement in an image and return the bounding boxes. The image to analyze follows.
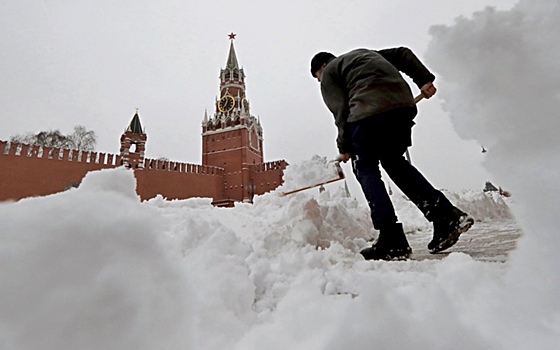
[1,140,225,177]
[143,157,224,176]
[1,140,121,166]
[251,159,288,173]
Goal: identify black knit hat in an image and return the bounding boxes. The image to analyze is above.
[310,52,335,77]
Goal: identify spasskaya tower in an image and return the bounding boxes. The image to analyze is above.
[201,33,280,206]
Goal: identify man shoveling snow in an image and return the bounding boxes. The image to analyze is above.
[310,47,474,260]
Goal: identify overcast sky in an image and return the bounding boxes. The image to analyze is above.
[0,0,520,196]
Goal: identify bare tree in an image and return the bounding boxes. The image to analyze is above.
[10,125,97,151]
[68,125,96,151]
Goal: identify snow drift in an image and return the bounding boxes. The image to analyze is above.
[0,165,518,350]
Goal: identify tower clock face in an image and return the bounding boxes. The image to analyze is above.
[218,95,235,112]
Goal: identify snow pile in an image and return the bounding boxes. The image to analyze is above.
[442,189,513,222]
[0,168,194,350]
[391,188,512,233]
[0,166,520,350]
[278,154,343,193]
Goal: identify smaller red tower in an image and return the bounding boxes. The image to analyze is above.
[120,110,147,169]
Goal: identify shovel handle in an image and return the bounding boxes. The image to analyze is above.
[414,93,424,104]
[280,162,345,196]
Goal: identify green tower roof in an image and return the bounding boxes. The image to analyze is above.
[127,111,144,135]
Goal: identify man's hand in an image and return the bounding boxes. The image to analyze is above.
[420,82,437,99]
[337,153,352,163]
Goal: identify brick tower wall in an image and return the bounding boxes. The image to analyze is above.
[203,125,265,202]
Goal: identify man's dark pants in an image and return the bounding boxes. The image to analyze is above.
[348,108,453,230]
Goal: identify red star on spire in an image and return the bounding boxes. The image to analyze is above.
[228,32,236,40]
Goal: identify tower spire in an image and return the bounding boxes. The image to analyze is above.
[225,32,239,69]
[127,109,145,135]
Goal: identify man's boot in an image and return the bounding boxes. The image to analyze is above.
[428,207,474,254]
[360,223,412,261]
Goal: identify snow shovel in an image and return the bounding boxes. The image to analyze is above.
[280,160,345,196]
[414,93,424,104]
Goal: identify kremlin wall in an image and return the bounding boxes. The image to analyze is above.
[0,34,287,207]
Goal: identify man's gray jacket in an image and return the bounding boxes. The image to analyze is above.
[319,47,435,153]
